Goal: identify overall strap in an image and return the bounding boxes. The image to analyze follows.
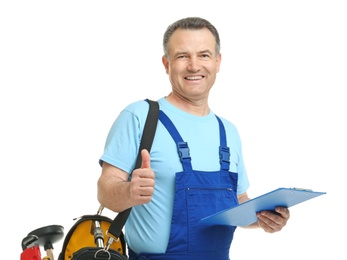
[216,116,231,171]
[159,111,230,171]
[159,110,193,171]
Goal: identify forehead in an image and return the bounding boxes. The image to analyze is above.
[168,28,216,54]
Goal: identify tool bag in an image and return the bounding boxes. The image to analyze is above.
[58,99,159,260]
[58,212,127,260]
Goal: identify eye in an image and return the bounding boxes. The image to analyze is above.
[200,53,211,60]
[177,54,188,59]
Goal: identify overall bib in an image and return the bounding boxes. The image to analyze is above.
[129,111,239,260]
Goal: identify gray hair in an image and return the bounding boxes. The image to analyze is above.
[163,17,221,58]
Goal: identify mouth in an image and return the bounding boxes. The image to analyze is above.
[185,75,204,81]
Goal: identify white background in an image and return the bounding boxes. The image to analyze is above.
[1,1,346,259]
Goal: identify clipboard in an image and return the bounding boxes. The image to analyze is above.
[200,187,326,227]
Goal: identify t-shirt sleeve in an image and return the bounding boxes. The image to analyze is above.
[99,101,149,173]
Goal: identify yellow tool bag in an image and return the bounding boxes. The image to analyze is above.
[57,212,127,260]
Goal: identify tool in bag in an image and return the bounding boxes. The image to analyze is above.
[58,99,159,260]
[21,224,64,260]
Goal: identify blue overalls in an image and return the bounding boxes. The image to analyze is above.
[129,110,239,260]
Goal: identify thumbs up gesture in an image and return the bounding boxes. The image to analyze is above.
[130,149,156,205]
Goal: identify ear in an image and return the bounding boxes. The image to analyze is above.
[216,53,222,73]
[162,55,169,74]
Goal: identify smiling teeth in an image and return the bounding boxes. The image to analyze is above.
[186,76,203,80]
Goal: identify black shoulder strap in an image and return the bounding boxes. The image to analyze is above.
[134,99,159,169]
[107,99,159,240]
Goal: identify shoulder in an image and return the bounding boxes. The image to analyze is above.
[120,99,154,122]
[214,115,243,150]
[215,115,239,135]
[123,99,150,115]
[120,99,160,130]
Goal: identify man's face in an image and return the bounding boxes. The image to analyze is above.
[162,28,221,102]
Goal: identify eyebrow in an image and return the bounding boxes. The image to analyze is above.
[199,49,213,55]
[174,49,213,57]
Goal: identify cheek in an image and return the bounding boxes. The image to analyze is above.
[168,65,182,78]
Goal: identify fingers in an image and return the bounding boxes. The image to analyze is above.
[130,173,155,204]
[257,207,290,233]
[141,149,151,169]
[131,149,155,205]
[275,206,290,219]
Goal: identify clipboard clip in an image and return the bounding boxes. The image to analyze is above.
[293,187,313,191]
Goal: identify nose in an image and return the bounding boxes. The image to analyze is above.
[187,57,201,72]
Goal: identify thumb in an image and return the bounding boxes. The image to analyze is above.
[140,149,151,169]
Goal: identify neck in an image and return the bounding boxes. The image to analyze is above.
[165,93,210,116]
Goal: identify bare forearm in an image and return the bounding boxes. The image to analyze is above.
[97,154,155,213]
[97,173,134,212]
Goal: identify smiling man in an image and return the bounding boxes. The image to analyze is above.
[97,17,290,260]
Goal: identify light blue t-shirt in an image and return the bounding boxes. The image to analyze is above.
[99,97,250,253]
